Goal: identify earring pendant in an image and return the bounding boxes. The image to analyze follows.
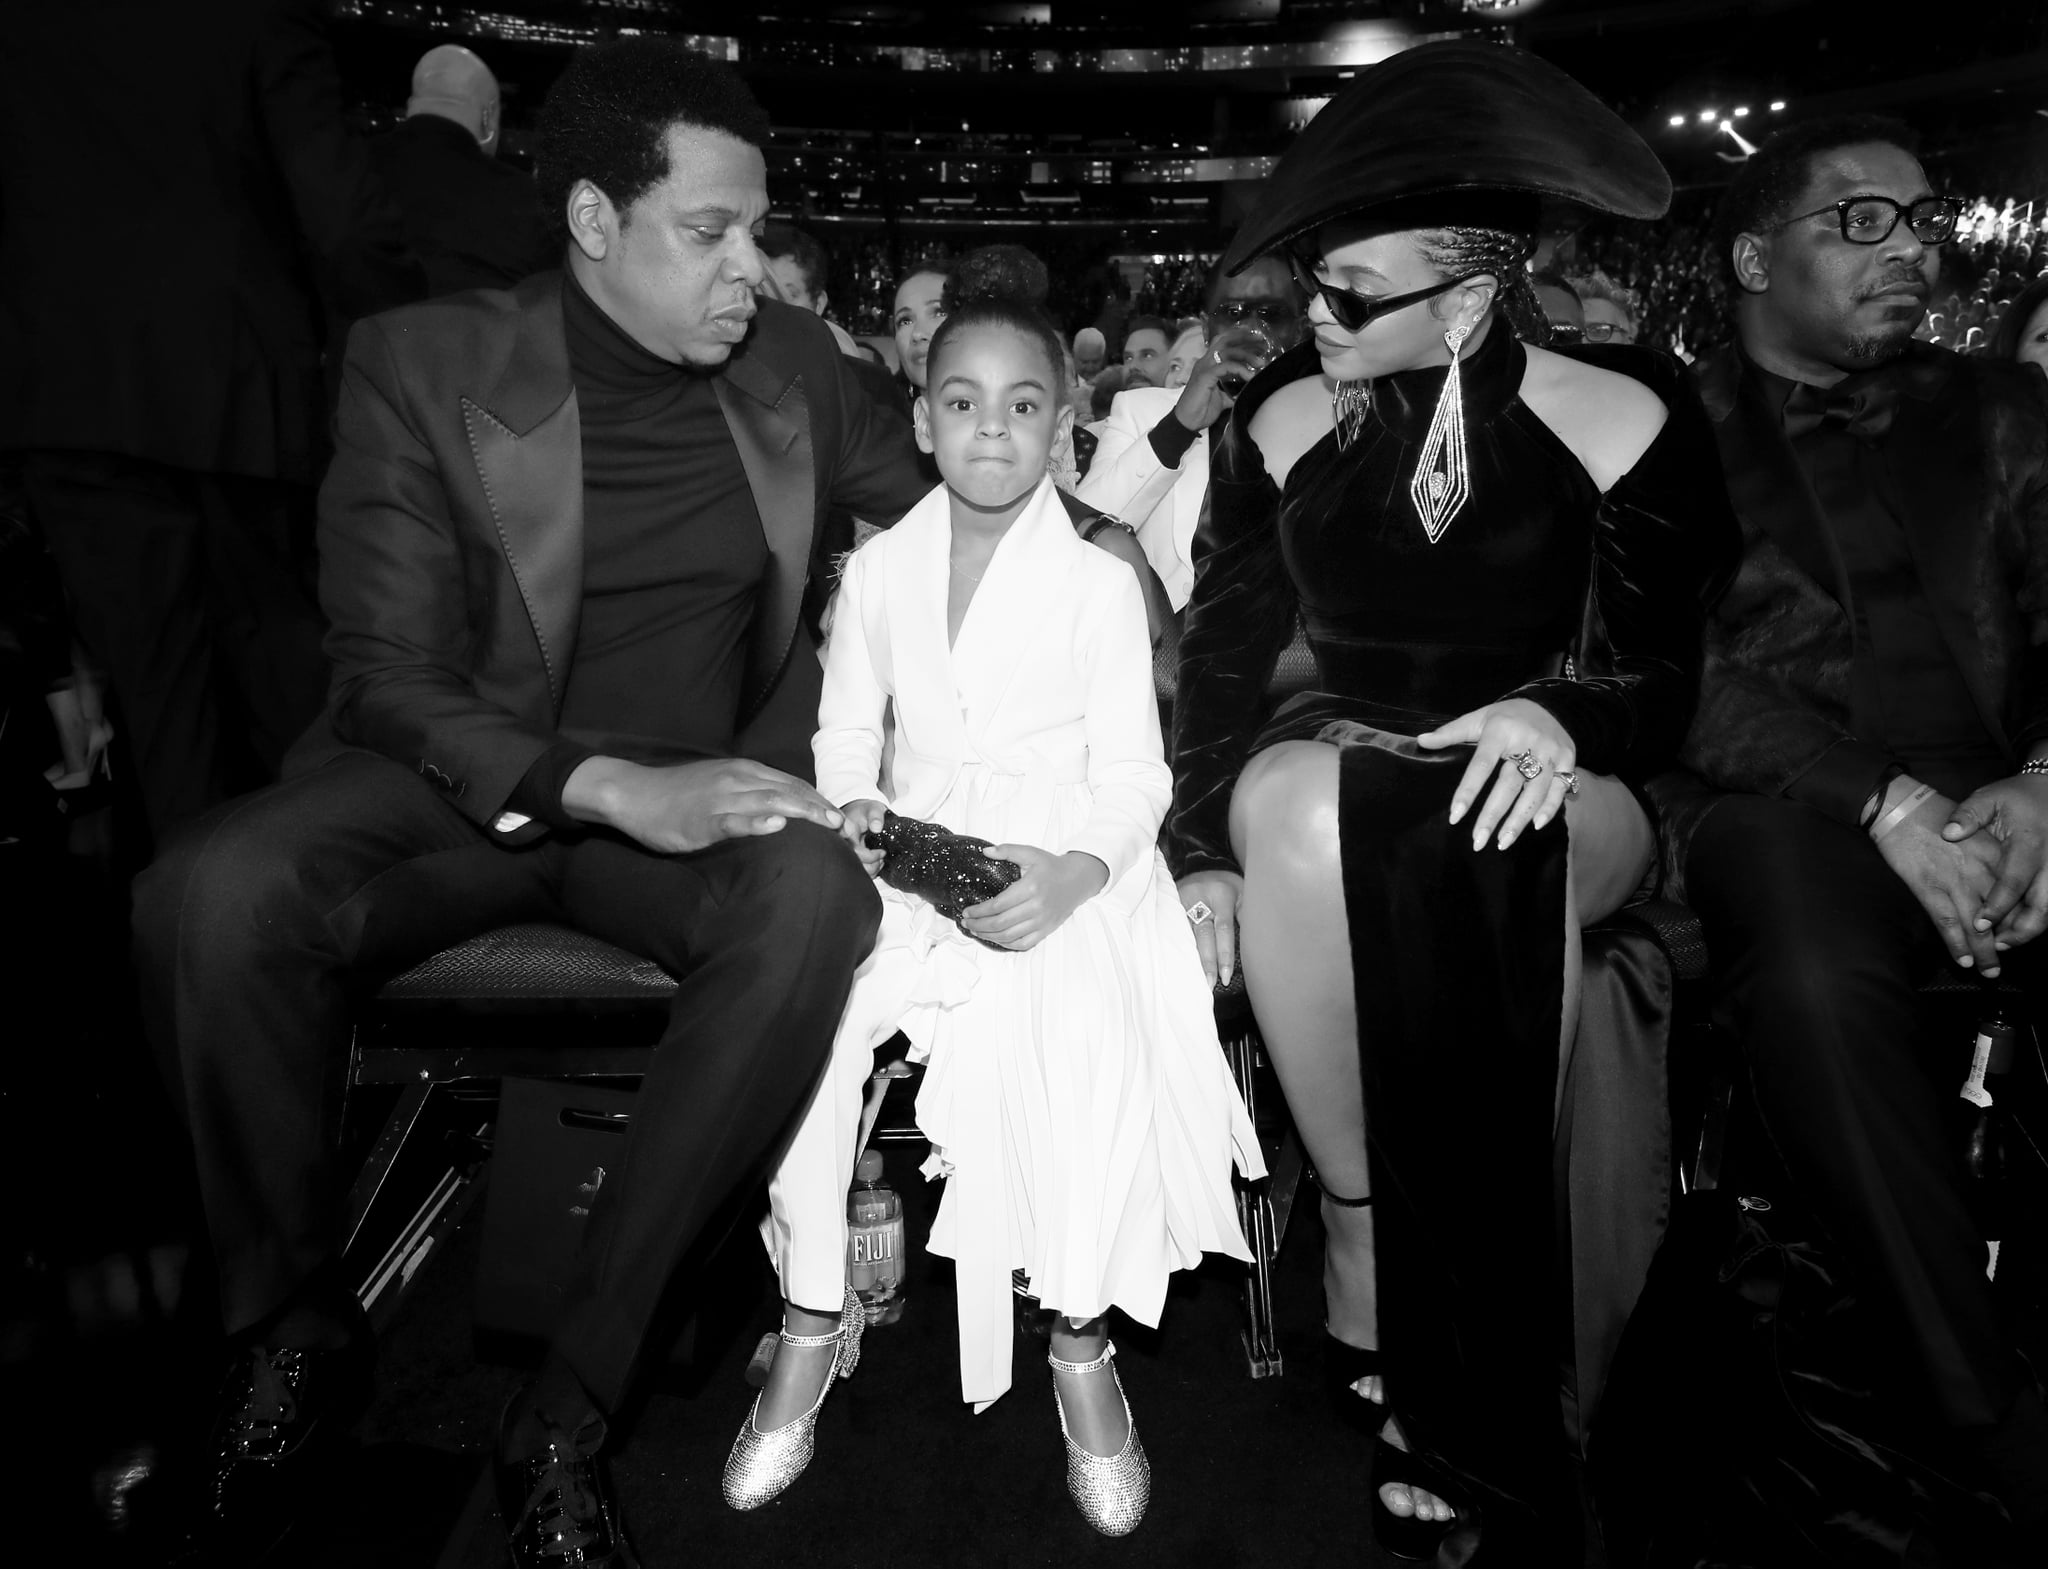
[1410,320,1472,543]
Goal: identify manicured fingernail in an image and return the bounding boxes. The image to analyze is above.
[1976,918,1993,930]
[1985,966,2002,978]
[1499,831,1517,849]
[1958,955,1974,967]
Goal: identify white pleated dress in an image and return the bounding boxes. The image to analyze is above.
[762,477,1263,1411]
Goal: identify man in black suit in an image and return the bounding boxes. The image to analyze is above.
[132,40,927,1566]
[0,0,424,841]
[371,44,556,297]
[1659,115,2048,1551]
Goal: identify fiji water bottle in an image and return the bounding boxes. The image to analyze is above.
[847,1149,906,1325]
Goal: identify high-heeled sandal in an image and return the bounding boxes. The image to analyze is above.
[1370,1430,1464,1562]
[1318,1185,1386,1432]
[721,1284,865,1510]
[1047,1340,1150,1537]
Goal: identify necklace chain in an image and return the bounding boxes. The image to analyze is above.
[950,559,985,584]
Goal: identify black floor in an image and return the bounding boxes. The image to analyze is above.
[8,803,2048,1569]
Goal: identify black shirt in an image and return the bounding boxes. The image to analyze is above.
[509,270,767,823]
[1752,357,2006,811]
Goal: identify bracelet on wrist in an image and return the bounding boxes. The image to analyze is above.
[2020,757,2048,778]
[1870,782,1937,842]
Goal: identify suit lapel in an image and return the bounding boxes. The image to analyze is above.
[1886,352,2003,742]
[886,486,973,763]
[716,347,814,723]
[1710,351,1853,611]
[952,478,1082,743]
[464,275,580,712]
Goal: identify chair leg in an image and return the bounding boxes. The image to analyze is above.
[1226,1028,1287,1378]
[342,1080,433,1260]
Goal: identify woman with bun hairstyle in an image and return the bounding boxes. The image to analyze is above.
[1167,41,1737,1561]
[723,278,1261,1537]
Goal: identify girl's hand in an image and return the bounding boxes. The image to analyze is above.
[1174,870,1244,989]
[839,798,889,876]
[1415,698,1576,851]
[960,846,1109,951]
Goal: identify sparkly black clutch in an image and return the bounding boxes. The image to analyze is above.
[864,811,1020,947]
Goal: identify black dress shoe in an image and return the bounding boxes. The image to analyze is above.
[495,1410,638,1569]
[204,1335,376,1561]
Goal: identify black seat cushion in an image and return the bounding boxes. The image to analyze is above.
[376,923,677,1006]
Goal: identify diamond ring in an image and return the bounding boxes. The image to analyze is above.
[1556,770,1581,796]
[1184,901,1215,926]
[1508,750,1544,781]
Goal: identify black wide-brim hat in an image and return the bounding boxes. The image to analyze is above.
[1222,39,1671,274]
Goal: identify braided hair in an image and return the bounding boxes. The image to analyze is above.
[1416,225,1546,343]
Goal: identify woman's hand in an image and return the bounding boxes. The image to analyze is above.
[1416,698,1576,851]
[1174,870,1245,989]
[838,798,889,876]
[960,846,1108,951]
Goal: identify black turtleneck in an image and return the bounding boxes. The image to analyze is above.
[508,271,766,824]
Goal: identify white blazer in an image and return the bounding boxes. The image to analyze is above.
[814,476,1169,899]
[1076,384,1209,610]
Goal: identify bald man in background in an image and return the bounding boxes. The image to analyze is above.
[370,44,555,296]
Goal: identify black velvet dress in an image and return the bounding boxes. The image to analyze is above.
[1165,322,1735,1553]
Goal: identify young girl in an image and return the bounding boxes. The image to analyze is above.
[723,293,1262,1536]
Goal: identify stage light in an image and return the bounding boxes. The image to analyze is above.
[1668,114,1685,127]
[1770,100,1786,111]
[1734,106,1749,117]
[1698,109,1717,123]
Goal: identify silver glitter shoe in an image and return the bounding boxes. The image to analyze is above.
[1048,1340,1150,1536]
[721,1285,865,1510]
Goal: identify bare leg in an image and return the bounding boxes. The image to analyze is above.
[1230,744,1651,1524]
[1048,1316,1129,1457]
[1232,742,1379,1356]
[754,1300,846,1431]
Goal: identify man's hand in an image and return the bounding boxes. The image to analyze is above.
[1175,869,1244,989]
[1942,773,2048,947]
[1170,326,1274,434]
[1874,783,2005,972]
[959,845,1108,951]
[562,756,842,855]
[839,797,889,877]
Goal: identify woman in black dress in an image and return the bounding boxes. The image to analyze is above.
[1167,42,1737,1561]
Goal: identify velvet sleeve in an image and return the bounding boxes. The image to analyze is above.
[1163,411,1299,877]
[1505,359,1740,781]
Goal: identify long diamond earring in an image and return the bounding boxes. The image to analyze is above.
[1332,379,1371,450]
[1410,318,1472,542]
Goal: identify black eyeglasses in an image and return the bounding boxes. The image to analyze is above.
[1581,321,1634,345]
[1769,194,1962,246]
[1288,252,1481,333]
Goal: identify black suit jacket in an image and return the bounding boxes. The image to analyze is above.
[370,114,557,298]
[1654,339,2048,888]
[291,274,929,833]
[0,0,421,482]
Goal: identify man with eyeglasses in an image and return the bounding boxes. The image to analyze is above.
[1569,269,1641,346]
[1653,113,2048,1553]
[1079,252,1305,609]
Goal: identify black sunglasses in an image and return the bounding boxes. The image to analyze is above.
[1207,298,1302,328]
[1287,251,1483,333]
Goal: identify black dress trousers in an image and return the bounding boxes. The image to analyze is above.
[1681,793,2030,1429]
[133,748,880,1411]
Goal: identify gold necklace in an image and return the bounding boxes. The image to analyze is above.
[950,559,985,584]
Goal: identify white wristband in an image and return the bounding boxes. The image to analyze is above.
[1870,782,1936,842]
